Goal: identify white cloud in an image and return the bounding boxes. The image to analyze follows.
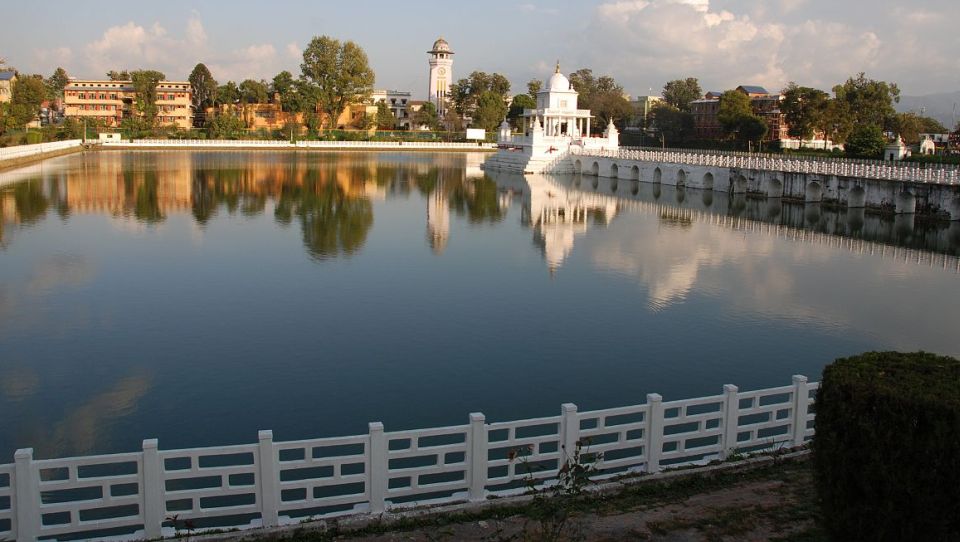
[286,42,302,60]
[586,0,905,94]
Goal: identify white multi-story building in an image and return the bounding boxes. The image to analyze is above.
[427,37,453,117]
[369,89,412,129]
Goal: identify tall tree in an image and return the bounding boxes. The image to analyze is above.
[188,63,218,109]
[832,73,900,130]
[717,90,753,135]
[45,67,69,101]
[892,112,947,144]
[507,94,536,128]
[449,71,510,117]
[375,101,396,129]
[661,78,701,112]
[844,124,885,158]
[300,35,375,129]
[216,81,240,105]
[413,101,440,130]
[472,90,508,132]
[106,70,130,81]
[7,75,46,128]
[239,79,269,104]
[649,103,694,145]
[130,70,165,124]
[270,71,305,112]
[781,83,830,143]
[527,79,542,99]
[569,68,630,132]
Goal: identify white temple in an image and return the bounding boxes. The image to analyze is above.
[483,63,620,174]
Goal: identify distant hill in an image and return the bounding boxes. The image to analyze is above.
[896,91,960,131]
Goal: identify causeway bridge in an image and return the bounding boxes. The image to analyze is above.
[569,147,960,220]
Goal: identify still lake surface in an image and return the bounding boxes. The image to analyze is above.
[1,150,959,461]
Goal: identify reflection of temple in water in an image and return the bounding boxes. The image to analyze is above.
[427,178,450,254]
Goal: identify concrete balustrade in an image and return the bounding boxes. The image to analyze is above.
[0,377,817,541]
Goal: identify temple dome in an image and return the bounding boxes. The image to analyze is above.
[548,63,571,91]
[431,37,452,53]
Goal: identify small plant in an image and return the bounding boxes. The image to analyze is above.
[510,438,604,541]
[165,514,196,539]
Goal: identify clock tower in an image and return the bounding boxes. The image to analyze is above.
[427,37,454,117]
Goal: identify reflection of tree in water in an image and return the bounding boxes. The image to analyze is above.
[275,170,373,260]
[13,182,49,225]
[449,176,504,224]
[133,170,165,224]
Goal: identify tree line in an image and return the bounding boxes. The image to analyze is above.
[649,74,950,157]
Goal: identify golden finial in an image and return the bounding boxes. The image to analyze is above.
[555,60,561,74]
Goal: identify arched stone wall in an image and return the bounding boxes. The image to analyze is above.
[895,191,916,214]
[610,164,619,179]
[676,169,686,188]
[702,172,714,191]
[847,186,866,208]
[591,162,600,176]
[631,165,640,181]
[805,181,823,203]
[764,178,783,198]
[653,167,662,184]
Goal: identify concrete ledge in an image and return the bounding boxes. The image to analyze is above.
[100,145,496,153]
[0,145,87,172]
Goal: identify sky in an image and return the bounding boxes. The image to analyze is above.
[3,0,959,99]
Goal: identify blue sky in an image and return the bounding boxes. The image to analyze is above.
[3,0,959,97]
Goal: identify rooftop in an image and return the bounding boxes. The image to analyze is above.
[0,72,16,81]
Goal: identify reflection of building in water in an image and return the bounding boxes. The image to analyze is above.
[63,153,193,215]
[427,179,450,254]
[523,175,618,273]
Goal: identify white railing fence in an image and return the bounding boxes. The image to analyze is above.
[572,147,960,186]
[0,376,818,541]
[0,140,84,162]
[102,139,496,150]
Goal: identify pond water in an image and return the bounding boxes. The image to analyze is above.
[1,150,958,461]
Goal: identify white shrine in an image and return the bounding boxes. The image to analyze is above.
[484,63,620,174]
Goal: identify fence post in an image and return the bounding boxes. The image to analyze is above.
[720,385,740,459]
[368,422,387,514]
[560,403,579,463]
[645,394,664,474]
[14,448,38,542]
[791,375,810,447]
[467,413,487,502]
[142,439,164,539]
[257,430,279,527]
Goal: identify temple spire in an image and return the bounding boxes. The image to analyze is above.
[555,60,561,74]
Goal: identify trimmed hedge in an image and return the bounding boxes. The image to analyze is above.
[813,351,960,541]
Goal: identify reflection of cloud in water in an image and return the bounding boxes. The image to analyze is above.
[589,214,960,356]
[0,366,40,401]
[0,254,97,338]
[36,372,152,458]
[592,221,768,310]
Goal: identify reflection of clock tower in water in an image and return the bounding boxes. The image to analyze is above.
[427,37,453,116]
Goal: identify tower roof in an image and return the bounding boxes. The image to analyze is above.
[428,37,454,54]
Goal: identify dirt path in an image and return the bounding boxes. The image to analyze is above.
[257,457,823,542]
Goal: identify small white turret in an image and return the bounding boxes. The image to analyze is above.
[498,119,512,143]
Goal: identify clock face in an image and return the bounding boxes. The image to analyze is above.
[437,68,446,76]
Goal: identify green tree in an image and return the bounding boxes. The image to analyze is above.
[45,67,69,101]
[130,70,165,125]
[7,75,46,128]
[507,94,536,128]
[893,112,947,144]
[832,73,900,130]
[271,71,307,112]
[472,90,508,132]
[822,98,855,145]
[649,103,694,145]
[568,68,630,132]
[844,124,886,158]
[413,101,440,130]
[216,81,240,105]
[375,101,396,129]
[661,77,701,112]
[188,63,218,109]
[239,79,269,104]
[527,79,542,99]
[106,70,130,81]
[449,71,511,117]
[207,111,246,138]
[300,35,375,129]
[781,83,829,142]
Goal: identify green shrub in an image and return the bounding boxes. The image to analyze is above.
[813,351,960,541]
[25,131,43,144]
